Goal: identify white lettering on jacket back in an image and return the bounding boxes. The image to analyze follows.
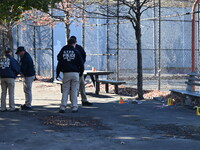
[63,50,75,61]
[0,58,10,69]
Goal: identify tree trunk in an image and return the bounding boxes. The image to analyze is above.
[65,23,71,44]
[135,16,144,100]
[7,28,14,51]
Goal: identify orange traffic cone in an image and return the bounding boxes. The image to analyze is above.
[119,97,125,104]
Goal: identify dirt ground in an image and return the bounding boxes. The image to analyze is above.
[0,81,200,150]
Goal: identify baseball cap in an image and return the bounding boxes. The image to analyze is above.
[16,46,25,54]
[70,36,77,42]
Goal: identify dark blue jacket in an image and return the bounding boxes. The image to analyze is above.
[75,44,86,63]
[0,54,20,78]
[56,45,84,77]
[57,44,86,63]
[20,52,35,77]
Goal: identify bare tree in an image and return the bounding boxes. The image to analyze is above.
[23,0,86,43]
[0,0,60,51]
[50,0,85,41]
[84,0,155,99]
[22,0,154,99]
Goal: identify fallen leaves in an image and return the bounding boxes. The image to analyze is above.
[144,90,169,99]
[41,115,103,128]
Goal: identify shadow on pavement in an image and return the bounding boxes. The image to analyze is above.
[1,100,200,150]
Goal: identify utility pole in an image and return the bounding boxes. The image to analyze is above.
[158,0,161,90]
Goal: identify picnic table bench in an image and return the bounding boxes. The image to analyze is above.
[170,72,200,105]
[98,80,126,94]
[84,70,114,95]
[54,70,115,95]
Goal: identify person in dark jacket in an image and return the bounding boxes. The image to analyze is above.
[0,49,20,112]
[70,36,93,106]
[57,36,92,106]
[56,38,84,113]
[15,46,35,110]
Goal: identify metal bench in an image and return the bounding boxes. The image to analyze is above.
[170,72,200,105]
[98,80,126,94]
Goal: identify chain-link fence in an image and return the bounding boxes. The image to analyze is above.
[0,0,199,91]
[0,25,54,78]
[83,0,199,91]
[15,25,54,78]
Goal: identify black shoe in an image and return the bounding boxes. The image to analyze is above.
[72,109,78,113]
[59,110,65,113]
[10,108,19,112]
[82,101,93,106]
[21,104,32,110]
[1,109,7,112]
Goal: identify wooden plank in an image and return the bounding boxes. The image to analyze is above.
[95,75,100,95]
[170,89,187,94]
[185,82,200,86]
[188,72,200,77]
[98,80,126,85]
[115,85,119,94]
[170,89,200,97]
[84,71,114,76]
[54,80,62,84]
[187,77,200,81]
[105,83,109,93]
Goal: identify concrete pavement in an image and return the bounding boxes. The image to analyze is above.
[0,81,200,150]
